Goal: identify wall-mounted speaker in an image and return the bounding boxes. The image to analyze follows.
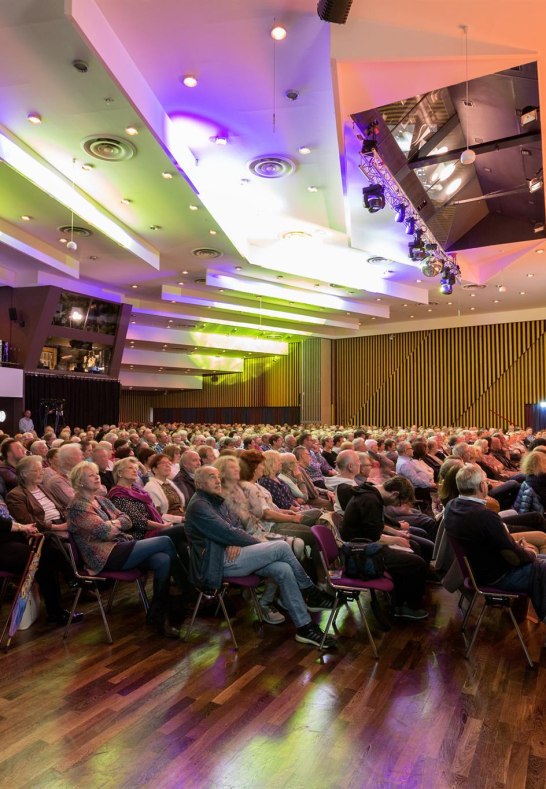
[316,0,353,24]
[8,307,17,322]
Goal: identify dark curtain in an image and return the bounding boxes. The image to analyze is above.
[525,404,546,433]
[153,406,300,426]
[25,373,120,434]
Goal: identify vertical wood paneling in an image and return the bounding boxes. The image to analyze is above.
[333,320,546,427]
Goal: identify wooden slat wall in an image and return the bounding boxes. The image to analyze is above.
[333,321,546,427]
[119,343,301,423]
[301,338,321,422]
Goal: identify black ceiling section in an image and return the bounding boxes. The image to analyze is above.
[352,61,544,254]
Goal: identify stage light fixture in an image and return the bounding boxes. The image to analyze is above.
[405,217,416,235]
[439,266,456,295]
[421,257,443,277]
[394,203,406,223]
[520,105,539,126]
[529,176,543,193]
[361,139,377,156]
[362,184,385,213]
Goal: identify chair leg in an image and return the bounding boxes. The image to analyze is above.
[464,601,487,659]
[183,592,204,642]
[370,590,391,631]
[461,592,478,633]
[94,586,113,644]
[248,587,263,623]
[217,594,238,649]
[320,595,339,649]
[356,595,379,660]
[507,606,534,668]
[106,580,119,613]
[136,579,150,612]
[63,587,82,641]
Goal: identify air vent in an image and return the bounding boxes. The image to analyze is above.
[193,277,206,284]
[192,248,222,259]
[58,225,92,237]
[81,135,136,162]
[281,231,312,241]
[461,283,487,290]
[367,256,388,264]
[248,155,295,179]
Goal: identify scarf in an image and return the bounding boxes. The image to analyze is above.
[107,484,163,523]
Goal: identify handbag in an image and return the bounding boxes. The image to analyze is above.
[341,539,386,580]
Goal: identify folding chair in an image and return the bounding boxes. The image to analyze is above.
[183,575,264,650]
[447,533,533,668]
[311,525,394,658]
[63,534,149,644]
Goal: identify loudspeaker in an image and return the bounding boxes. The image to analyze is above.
[8,307,17,322]
[316,0,353,23]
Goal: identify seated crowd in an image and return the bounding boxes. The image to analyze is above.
[2,417,546,649]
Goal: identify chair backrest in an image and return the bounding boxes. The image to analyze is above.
[311,524,341,567]
[446,533,480,591]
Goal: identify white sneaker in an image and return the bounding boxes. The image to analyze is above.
[260,603,286,625]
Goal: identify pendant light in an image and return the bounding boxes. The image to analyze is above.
[66,158,78,251]
[460,25,476,165]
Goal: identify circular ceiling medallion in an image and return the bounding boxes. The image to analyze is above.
[191,248,222,259]
[58,225,92,237]
[81,135,136,161]
[248,155,295,179]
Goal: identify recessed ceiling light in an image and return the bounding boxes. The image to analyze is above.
[89,255,98,260]
[177,281,184,285]
[125,126,139,136]
[131,284,138,289]
[130,365,134,368]
[427,308,432,312]
[470,307,475,311]
[527,273,534,277]
[168,319,173,323]
[161,171,173,180]
[81,163,94,171]
[27,112,42,125]
[376,298,382,302]
[182,75,198,88]
[271,25,287,40]
[470,293,475,297]
[416,279,422,283]
[171,300,176,304]
[59,238,67,244]
[121,198,132,205]
[403,303,408,307]
[149,225,161,231]
[235,266,242,271]
[189,204,199,211]
[447,301,453,305]
[211,135,228,145]
[520,291,526,295]
[493,299,500,303]
[299,146,311,155]
[182,270,188,275]
[20,215,31,221]
[307,186,318,193]
[536,249,544,254]
[209,229,217,235]
[410,315,414,318]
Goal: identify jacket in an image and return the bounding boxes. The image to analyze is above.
[144,476,186,522]
[185,490,258,589]
[6,484,67,530]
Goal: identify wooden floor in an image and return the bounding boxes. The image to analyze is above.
[1,580,546,789]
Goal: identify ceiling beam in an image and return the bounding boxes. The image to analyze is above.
[408,131,541,169]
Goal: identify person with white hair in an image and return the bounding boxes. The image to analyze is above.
[42,443,84,507]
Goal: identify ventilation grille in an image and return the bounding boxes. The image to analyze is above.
[81,135,136,162]
[192,248,222,259]
[248,155,295,179]
[461,283,487,289]
[58,225,92,237]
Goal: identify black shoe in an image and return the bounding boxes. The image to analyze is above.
[295,622,336,649]
[303,586,335,612]
[47,609,84,626]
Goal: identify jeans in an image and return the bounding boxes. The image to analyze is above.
[495,562,535,592]
[223,540,313,628]
[122,535,176,604]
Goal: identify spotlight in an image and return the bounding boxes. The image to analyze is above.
[421,257,443,277]
[361,139,377,156]
[405,217,416,235]
[408,236,426,262]
[529,176,543,193]
[439,266,456,295]
[520,106,539,126]
[362,184,385,213]
[394,203,406,223]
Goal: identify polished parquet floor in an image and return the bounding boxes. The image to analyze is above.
[1,580,546,789]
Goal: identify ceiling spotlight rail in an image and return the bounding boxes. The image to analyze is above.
[357,138,459,291]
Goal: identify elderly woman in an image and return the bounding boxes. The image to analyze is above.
[144,454,186,523]
[6,456,67,531]
[258,450,321,525]
[277,453,307,503]
[67,461,186,636]
[107,457,190,574]
[163,444,182,479]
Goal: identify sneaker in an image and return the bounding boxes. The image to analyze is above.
[260,603,286,625]
[394,606,429,621]
[295,622,336,649]
[303,586,335,612]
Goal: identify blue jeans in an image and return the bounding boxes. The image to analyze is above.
[223,541,313,627]
[122,536,177,601]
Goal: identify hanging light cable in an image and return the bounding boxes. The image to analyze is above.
[66,157,78,251]
[460,25,476,165]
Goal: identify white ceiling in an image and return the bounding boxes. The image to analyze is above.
[0,0,545,387]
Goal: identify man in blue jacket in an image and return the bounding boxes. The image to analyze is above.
[185,465,336,648]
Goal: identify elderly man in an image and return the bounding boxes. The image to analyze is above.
[185,466,335,648]
[324,449,369,512]
[42,443,84,507]
[293,446,334,509]
[444,463,546,621]
[296,432,335,488]
[92,446,115,492]
[172,449,201,503]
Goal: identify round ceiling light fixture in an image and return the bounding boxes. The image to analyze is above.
[81,135,136,162]
[270,25,287,40]
[248,155,295,179]
[182,75,198,88]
